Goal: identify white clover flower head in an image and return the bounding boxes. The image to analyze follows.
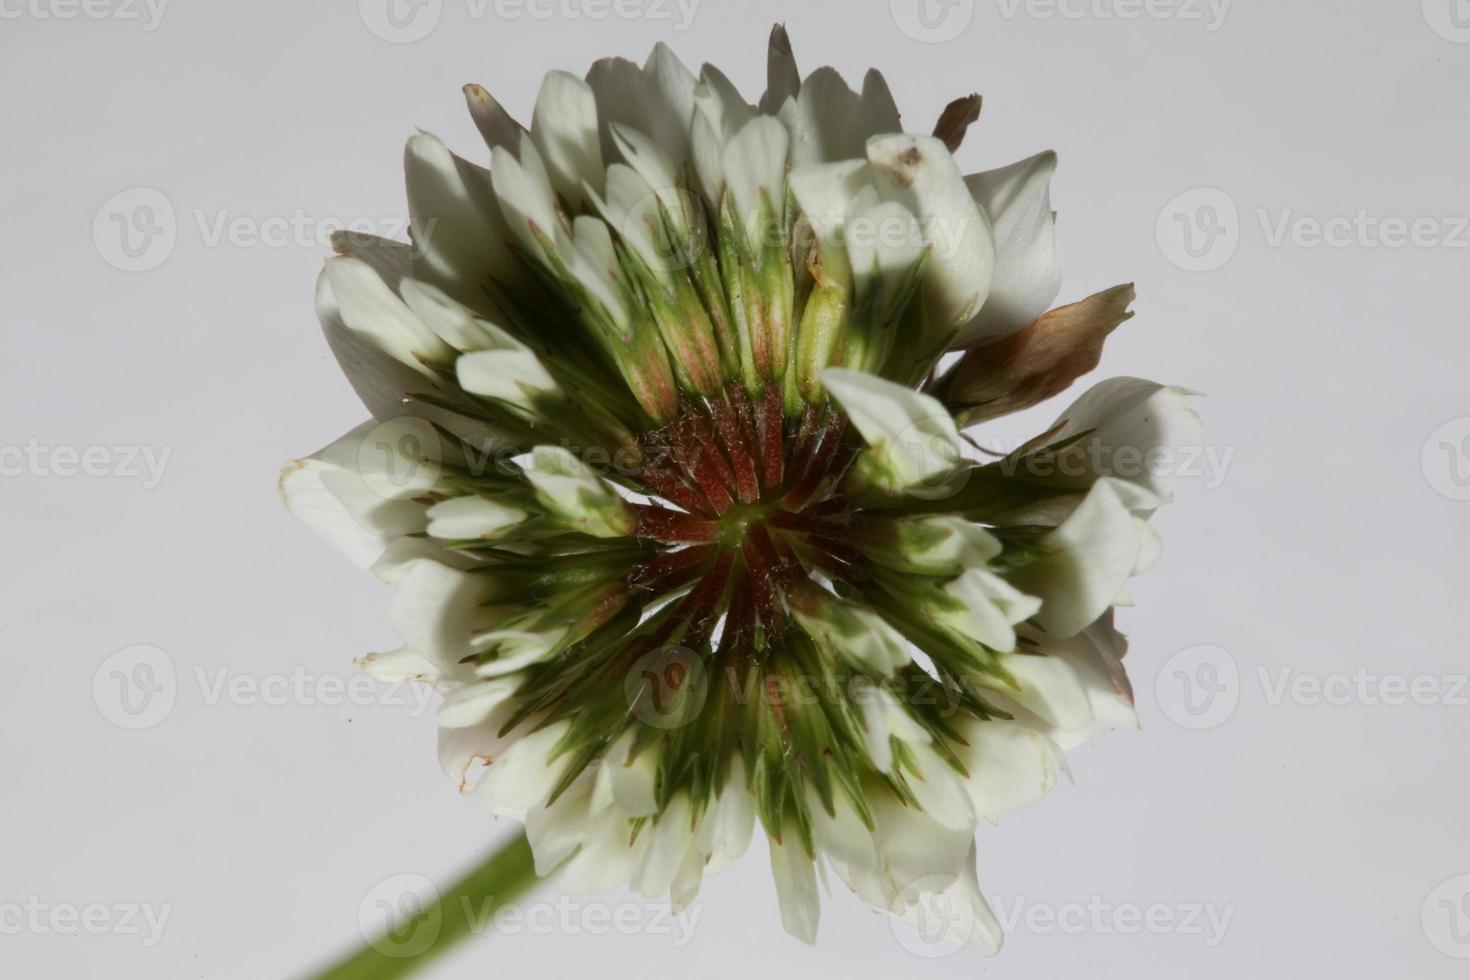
[282,25,1201,953]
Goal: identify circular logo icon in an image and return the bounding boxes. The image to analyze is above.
[1423,874,1470,958]
[357,417,443,500]
[1156,187,1240,272]
[888,874,984,958]
[93,188,176,272]
[889,0,975,43]
[358,0,442,43]
[93,644,177,730]
[358,873,442,959]
[1422,416,1470,501]
[1423,0,1470,42]
[624,646,708,730]
[620,186,708,275]
[1154,644,1239,730]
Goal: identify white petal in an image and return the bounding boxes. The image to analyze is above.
[866,134,995,337]
[990,652,1095,731]
[846,200,925,307]
[788,159,870,245]
[357,647,437,683]
[456,347,561,409]
[523,445,632,538]
[599,730,658,818]
[490,140,560,261]
[768,830,820,944]
[957,719,1063,820]
[823,368,966,490]
[398,279,513,352]
[702,760,756,873]
[759,24,800,114]
[887,843,1003,956]
[959,151,1062,345]
[721,116,789,249]
[425,495,527,540]
[390,559,495,677]
[437,676,519,728]
[472,720,572,819]
[1005,479,1142,637]
[808,788,880,872]
[404,132,519,313]
[567,215,630,329]
[632,794,695,898]
[279,422,430,571]
[585,43,697,170]
[780,67,901,168]
[1028,378,1205,502]
[870,794,974,886]
[939,568,1041,653]
[462,83,524,153]
[690,65,754,204]
[323,256,452,370]
[904,742,977,831]
[530,71,605,206]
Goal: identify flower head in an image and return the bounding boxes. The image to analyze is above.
[282,26,1201,953]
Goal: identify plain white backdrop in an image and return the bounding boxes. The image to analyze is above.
[3,1,1468,976]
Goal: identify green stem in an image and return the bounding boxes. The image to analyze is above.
[308,832,540,980]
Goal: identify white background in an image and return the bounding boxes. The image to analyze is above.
[3,1,1468,977]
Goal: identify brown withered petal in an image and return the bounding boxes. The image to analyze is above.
[933,93,982,152]
[940,283,1137,424]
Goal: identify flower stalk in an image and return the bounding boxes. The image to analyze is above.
[310,834,539,980]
